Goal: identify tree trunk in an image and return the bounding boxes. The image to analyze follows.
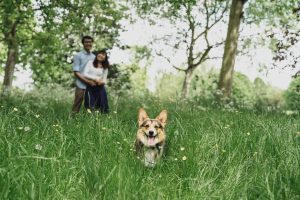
[217,0,245,98]
[181,67,194,98]
[2,30,18,95]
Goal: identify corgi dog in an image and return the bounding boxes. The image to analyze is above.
[135,108,167,167]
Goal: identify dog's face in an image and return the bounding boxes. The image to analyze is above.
[136,108,167,147]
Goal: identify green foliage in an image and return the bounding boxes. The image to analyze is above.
[156,72,184,99]
[156,68,284,110]
[107,64,134,96]
[131,45,152,61]
[0,43,5,73]
[253,77,284,110]
[129,65,150,96]
[244,0,300,74]
[231,73,255,108]
[189,68,219,101]
[1,88,300,199]
[284,76,300,110]
[245,0,299,25]
[23,32,74,87]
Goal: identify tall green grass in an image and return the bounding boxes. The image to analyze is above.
[0,89,300,199]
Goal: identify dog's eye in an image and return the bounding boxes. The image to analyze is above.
[154,125,159,129]
[144,125,149,128]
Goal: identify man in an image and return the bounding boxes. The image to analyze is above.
[71,35,96,115]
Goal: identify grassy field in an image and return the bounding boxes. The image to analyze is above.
[1,90,300,199]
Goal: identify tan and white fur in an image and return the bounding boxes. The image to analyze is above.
[135,108,167,167]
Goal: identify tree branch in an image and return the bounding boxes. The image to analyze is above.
[193,46,212,67]
[206,56,223,60]
[185,3,197,67]
[155,50,187,72]
[194,1,228,42]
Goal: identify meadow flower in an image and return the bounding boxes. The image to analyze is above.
[180,147,185,151]
[24,127,30,132]
[222,149,226,153]
[174,158,178,161]
[246,132,250,136]
[113,111,117,114]
[182,156,187,161]
[87,109,92,113]
[102,127,107,130]
[224,124,230,129]
[285,110,295,115]
[35,114,40,118]
[13,107,18,112]
[117,141,120,144]
[197,106,206,111]
[35,144,42,151]
[18,127,23,130]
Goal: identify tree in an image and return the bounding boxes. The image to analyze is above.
[248,0,300,76]
[217,0,246,98]
[132,0,229,98]
[217,0,300,98]
[0,0,34,95]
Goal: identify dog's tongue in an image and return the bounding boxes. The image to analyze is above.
[148,137,155,145]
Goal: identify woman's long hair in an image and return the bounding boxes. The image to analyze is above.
[93,50,110,69]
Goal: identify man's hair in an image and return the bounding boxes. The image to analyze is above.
[81,35,94,44]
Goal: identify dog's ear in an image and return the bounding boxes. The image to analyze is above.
[138,108,149,127]
[156,110,167,127]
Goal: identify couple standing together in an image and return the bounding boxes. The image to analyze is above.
[71,35,109,115]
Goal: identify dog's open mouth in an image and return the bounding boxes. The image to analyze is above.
[146,135,156,146]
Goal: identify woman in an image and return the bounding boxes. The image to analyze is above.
[82,49,109,113]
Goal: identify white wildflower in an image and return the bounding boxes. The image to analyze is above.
[35,144,42,151]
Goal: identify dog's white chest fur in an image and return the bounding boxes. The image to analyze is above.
[144,149,157,167]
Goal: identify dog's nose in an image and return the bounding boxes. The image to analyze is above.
[149,131,154,136]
